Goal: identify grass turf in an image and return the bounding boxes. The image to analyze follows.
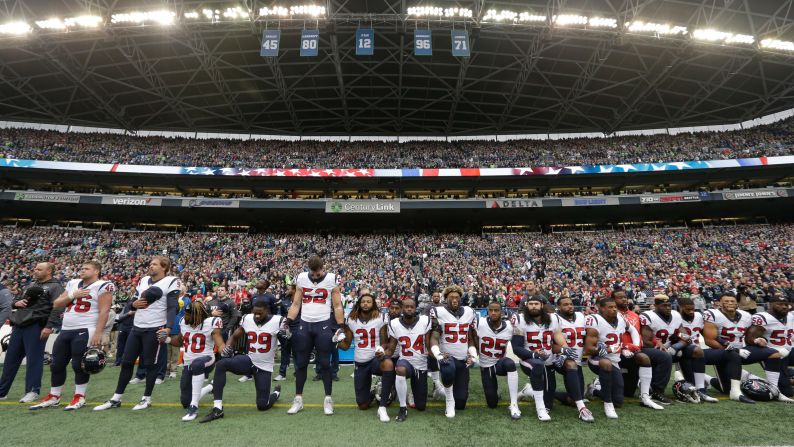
[1,363,793,447]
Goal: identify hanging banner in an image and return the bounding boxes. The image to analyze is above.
[451,30,470,57]
[300,29,320,56]
[414,29,432,56]
[260,30,281,57]
[356,28,374,56]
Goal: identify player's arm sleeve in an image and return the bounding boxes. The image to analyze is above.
[510,324,533,360]
[45,283,66,329]
[626,322,641,346]
[165,289,180,329]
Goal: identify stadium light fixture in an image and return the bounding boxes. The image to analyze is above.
[483,10,517,23]
[627,21,687,36]
[693,28,753,44]
[406,6,472,18]
[258,7,289,17]
[289,5,327,17]
[222,7,250,20]
[35,18,67,30]
[554,15,589,26]
[0,21,31,34]
[518,13,547,23]
[63,15,103,28]
[588,17,617,29]
[111,10,176,25]
[183,11,200,19]
[761,38,794,51]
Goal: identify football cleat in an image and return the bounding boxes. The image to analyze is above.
[19,392,39,403]
[239,375,253,383]
[287,396,304,414]
[604,403,618,419]
[200,407,224,423]
[182,405,199,421]
[578,407,595,423]
[697,390,718,403]
[128,377,144,385]
[377,406,389,422]
[323,396,334,415]
[777,394,794,404]
[508,403,521,420]
[155,378,164,385]
[93,400,121,411]
[132,398,151,411]
[64,394,85,411]
[445,399,455,418]
[517,383,534,401]
[536,407,551,422]
[651,391,673,405]
[640,394,664,410]
[274,374,286,381]
[395,407,408,422]
[29,393,60,410]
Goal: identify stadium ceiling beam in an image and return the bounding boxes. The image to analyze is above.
[0,65,66,123]
[444,0,486,134]
[495,26,548,132]
[263,56,302,132]
[329,29,352,133]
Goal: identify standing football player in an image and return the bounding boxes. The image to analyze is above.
[511,295,578,421]
[94,256,181,411]
[200,301,283,423]
[337,290,394,422]
[745,294,794,402]
[424,290,445,398]
[31,261,114,411]
[168,301,225,421]
[428,285,476,418]
[676,297,718,402]
[471,301,521,419]
[385,298,432,422]
[283,255,345,415]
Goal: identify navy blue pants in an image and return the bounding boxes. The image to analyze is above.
[640,347,673,393]
[114,329,130,366]
[0,324,46,396]
[587,358,625,405]
[278,336,294,376]
[292,319,335,395]
[51,329,91,388]
[179,355,214,409]
[135,342,167,380]
[354,358,394,407]
[703,348,741,393]
[553,363,585,403]
[213,355,278,411]
[315,348,340,376]
[439,357,470,410]
[481,357,516,408]
[520,358,556,409]
[395,359,428,410]
[115,327,162,397]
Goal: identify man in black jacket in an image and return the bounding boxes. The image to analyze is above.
[0,263,64,402]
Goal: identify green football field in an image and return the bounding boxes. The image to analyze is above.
[1,363,793,447]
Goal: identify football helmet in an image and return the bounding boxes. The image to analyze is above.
[81,347,107,374]
[43,351,52,365]
[672,380,700,404]
[0,334,10,352]
[740,378,779,402]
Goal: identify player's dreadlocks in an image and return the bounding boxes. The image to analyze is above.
[184,300,209,330]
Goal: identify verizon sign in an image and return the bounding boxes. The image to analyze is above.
[101,196,162,206]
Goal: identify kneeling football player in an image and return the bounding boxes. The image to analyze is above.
[385,299,432,422]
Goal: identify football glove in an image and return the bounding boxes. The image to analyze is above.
[725,341,744,351]
[278,319,292,340]
[597,342,610,358]
[623,343,641,353]
[561,347,578,361]
[331,328,345,343]
[620,348,635,359]
[552,355,566,369]
[221,345,234,358]
[156,329,168,344]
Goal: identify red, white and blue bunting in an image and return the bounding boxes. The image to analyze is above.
[0,156,791,177]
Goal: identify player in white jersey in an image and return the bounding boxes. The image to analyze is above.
[428,285,476,418]
[337,290,393,422]
[94,256,181,412]
[470,302,521,419]
[167,301,225,421]
[511,296,578,421]
[283,255,345,416]
[552,296,595,422]
[745,294,794,401]
[637,295,678,404]
[200,301,284,423]
[583,296,639,419]
[702,292,756,403]
[674,298,718,402]
[31,261,113,411]
[385,298,432,422]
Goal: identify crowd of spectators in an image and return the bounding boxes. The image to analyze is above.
[1,115,793,168]
[1,225,791,314]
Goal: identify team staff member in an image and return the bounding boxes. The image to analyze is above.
[0,263,64,403]
[276,284,297,382]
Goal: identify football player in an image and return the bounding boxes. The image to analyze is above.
[167,301,225,421]
[428,285,476,418]
[676,297,718,402]
[702,292,756,403]
[745,294,794,402]
[553,296,595,421]
[31,261,114,411]
[637,295,677,404]
[424,291,445,399]
[511,295,578,421]
[471,301,521,419]
[200,301,283,422]
[385,298,432,422]
[337,290,393,422]
[94,256,180,411]
[283,255,345,415]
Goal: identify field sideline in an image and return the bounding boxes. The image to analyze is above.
[1,363,793,447]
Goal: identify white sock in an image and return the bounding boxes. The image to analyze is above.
[111,393,123,402]
[694,373,705,390]
[395,375,407,407]
[444,386,454,405]
[430,371,440,385]
[639,366,652,397]
[729,379,742,399]
[191,375,204,407]
[74,383,87,396]
[575,400,585,410]
[200,384,213,400]
[765,370,780,387]
[213,399,223,410]
[532,388,545,412]
[141,395,151,402]
[506,371,519,406]
[50,386,63,397]
[704,373,714,383]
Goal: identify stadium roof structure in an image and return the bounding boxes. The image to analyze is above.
[1,0,794,136]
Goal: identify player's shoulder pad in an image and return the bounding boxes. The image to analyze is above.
[703,309,716,322]
[212,317,223,328]
[751,313,768,325]
[99,281,115,294]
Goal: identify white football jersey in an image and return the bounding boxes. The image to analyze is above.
[389,315,431,370]
[474,317,513,368]
[347,313,388,363]
[640,310,683,346]
[62,279,115,332]
[584,314,626,365]
[557,312,586,362]
[294,272,340,323]
[434,306,475,361]
[133,275,181,328]
[240,314,283,372]
[512,313,561,366]
[180,316,222,364]
[680,312,705,344]
[703,309,752,346]
[751,312,794,348]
